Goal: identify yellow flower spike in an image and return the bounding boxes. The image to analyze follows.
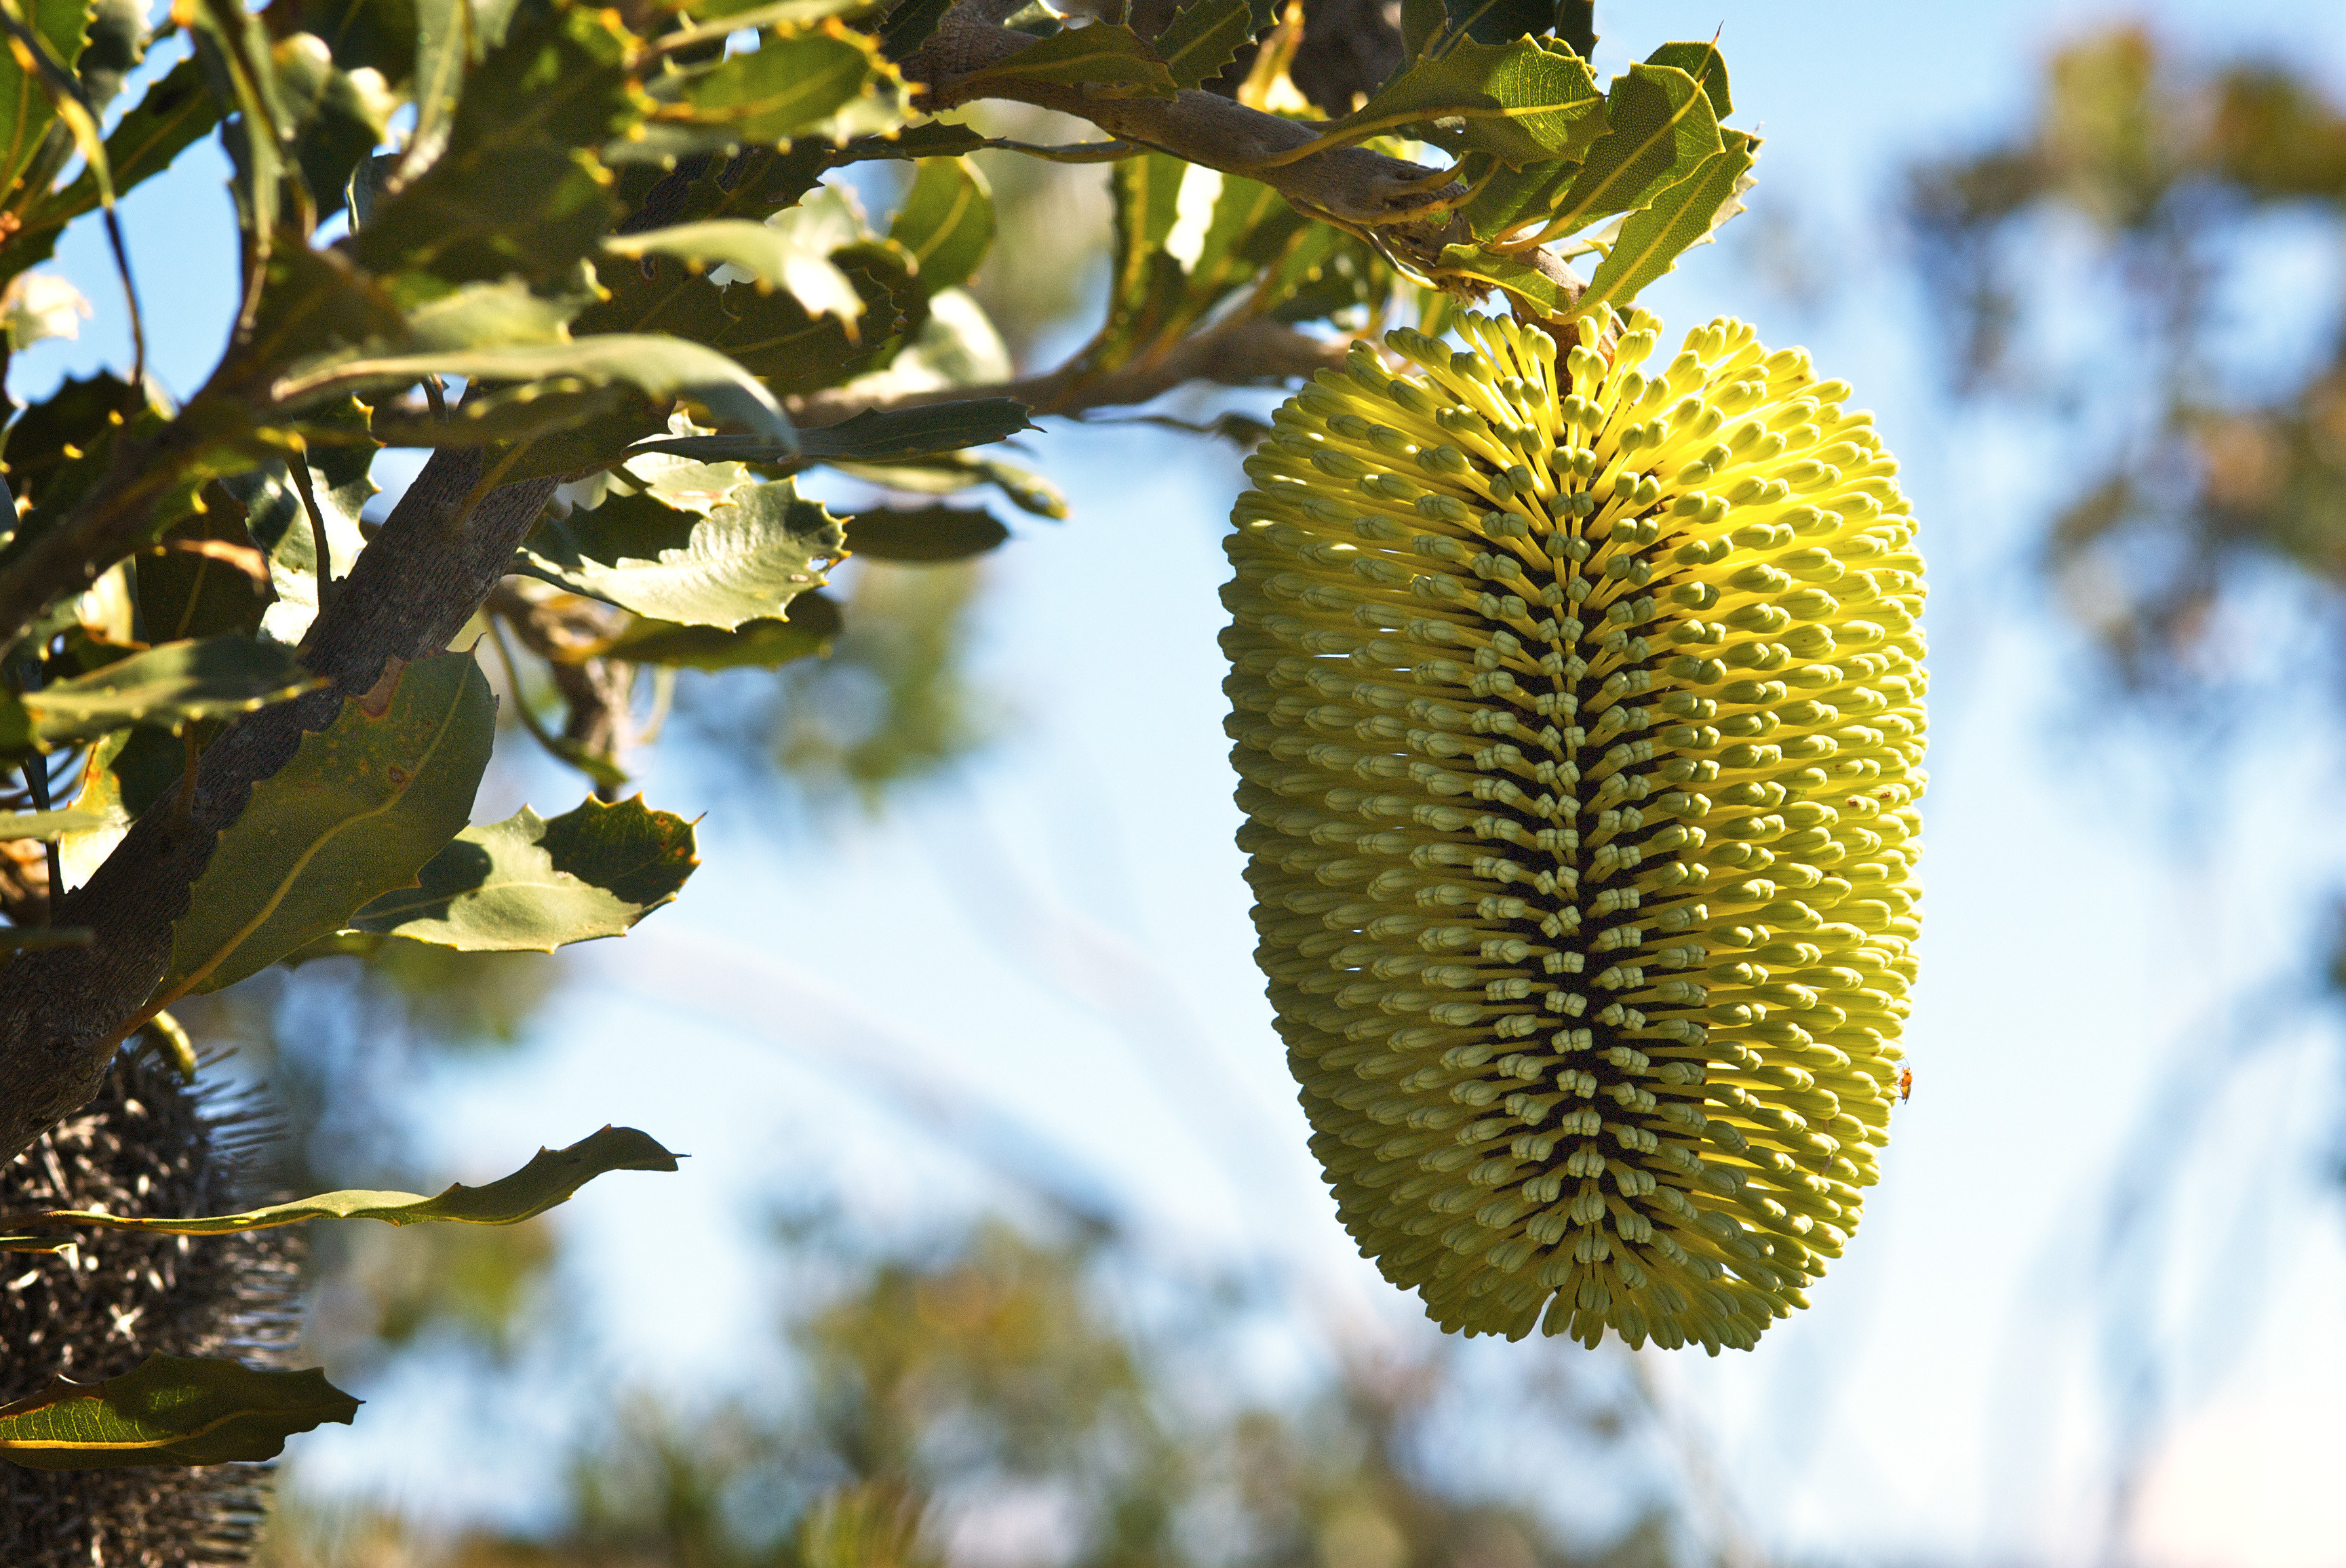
[1221,307,1924,1354]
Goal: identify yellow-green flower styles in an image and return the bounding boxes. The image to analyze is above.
[1221,307,1923,1353]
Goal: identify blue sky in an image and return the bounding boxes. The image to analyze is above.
[16,2,2346,1563]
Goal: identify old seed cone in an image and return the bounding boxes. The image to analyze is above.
[1222,306,1923,1352]
[1,1051,303,1564]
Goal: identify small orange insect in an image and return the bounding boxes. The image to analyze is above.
[1897,1067,1914,1103]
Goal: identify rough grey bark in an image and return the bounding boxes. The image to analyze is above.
[0,453,560,1166]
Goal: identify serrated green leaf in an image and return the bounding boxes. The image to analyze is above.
[604,212,865,327]
[1582,127,1757,311]
[1544,60,1721,231]
[625,21,888,161]
[20,637,320,747]
[520,480,842,628]
[0,0,93,199]
[0,808,102,839]
[888,157,993,296]
[1340,35,1602,168]
[22,1125,679,1236]
[275,336,800,456]
[959,22,1174,99]
[631,397,1034,466]
[845,505,1007,561]
[1644,39,1729,118]
[158,651,496,998]
[0,1355,359,1470]
[0,57,220,294]
[343,794,696,952]
[1152,0,1260,91]
[600,590,840,668]
[350,2,639,303]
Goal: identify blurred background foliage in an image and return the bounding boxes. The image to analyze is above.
[1910,24,2346,706]
[254,1215,1686,1568]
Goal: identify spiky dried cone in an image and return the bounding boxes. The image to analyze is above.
[1,1052,303,1565]
[1221,306,1923,1352]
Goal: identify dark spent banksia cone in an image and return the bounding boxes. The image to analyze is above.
[1,1052,304,1565]
[1221,307,1923,1352]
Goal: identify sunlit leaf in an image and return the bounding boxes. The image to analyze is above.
[335,794,695,952]
[0,0,94,199]
[1341,35,1603,168]
[520,481,843,628]
[23,1125,680,1234]
[276,335,800,456]
[0,1355,359,1470]
[1582,127,1757,311]
[600,589,840,668]
[625,20,893,161]
[1644,39,1730,117]
[158,652,496,998]
[1544,60,1721,229]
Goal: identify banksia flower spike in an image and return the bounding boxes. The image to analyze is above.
[1221,307,1923,1353]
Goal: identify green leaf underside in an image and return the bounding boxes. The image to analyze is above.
[20,637,319,747]
[277,336,800,456]
[845,505,1008,561]
[0,1355,359,1470]
[522,482,842,627]
[1546,60,1721,231]
[344,794,697,952]
[25,1126,680,1235]
[1343,37,1603,168]
[600,590,841,668]
[1583,128,1757,309]
[887,157,994,296]
[627,23,882,159]
[159,652,496,998]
